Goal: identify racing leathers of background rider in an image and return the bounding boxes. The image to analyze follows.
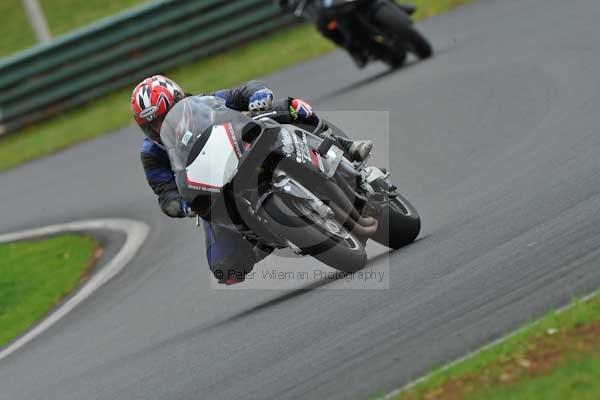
[131,75,372,285]
[278,0,369,66]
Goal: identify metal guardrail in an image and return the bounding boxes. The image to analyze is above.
[0,0,296,135]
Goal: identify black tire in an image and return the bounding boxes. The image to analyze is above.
[260,194,367,272]
[371,194,421,249]
[384,47,407,68]
[372,2,433,59]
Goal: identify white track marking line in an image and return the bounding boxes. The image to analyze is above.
[380,290,600,399]
[0,219,149,362]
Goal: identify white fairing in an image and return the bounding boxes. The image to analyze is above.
[186,124,239,190]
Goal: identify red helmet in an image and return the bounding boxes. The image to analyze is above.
[131,75,184,144]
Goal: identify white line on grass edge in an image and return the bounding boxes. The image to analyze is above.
[0,219,149,362]
[380,290,600,399]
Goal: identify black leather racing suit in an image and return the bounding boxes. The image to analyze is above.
[140,80,272,283]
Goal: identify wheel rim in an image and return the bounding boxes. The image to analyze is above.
[295,202,362,251]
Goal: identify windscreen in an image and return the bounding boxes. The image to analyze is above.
[160,96,228,171]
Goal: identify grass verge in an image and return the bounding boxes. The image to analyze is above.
[39,0,146,37]
[0,0,146,58]
[0,0,473,173]
[0,234,98,347]
[0,0,37,58]
[392,290,600,400]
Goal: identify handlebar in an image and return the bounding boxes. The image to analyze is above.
[249,109,325,136]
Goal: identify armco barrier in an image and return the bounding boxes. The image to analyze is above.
[0,0,296,135]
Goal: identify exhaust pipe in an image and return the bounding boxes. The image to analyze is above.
[328,201,378,237]
[323,180,379,237]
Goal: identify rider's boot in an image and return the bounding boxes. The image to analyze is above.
[334,136,374,162]
[313,123,373,162]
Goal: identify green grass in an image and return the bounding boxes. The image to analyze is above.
[410,0,474,19]
[0,0,468,59]
[473,355,600,400]
[0,234,97,347]
[393,290,600,400]
[39,0,146,37]
[0,23,334,171]
[0,0,473,173]
[0,0,146,58]
[0,1,37,58]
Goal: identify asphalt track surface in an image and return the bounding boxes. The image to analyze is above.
[2,0,600,398]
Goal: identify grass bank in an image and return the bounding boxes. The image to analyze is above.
[0,0,145,58]
[0,234,98,347]
[0,0,473,173]
[392,290,600,400]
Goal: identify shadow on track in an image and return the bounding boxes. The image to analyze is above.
[314,43,464,104]
[168,235,431,346]
[210,238,429,326]
[315,60,420,103]
[90,239,430,373]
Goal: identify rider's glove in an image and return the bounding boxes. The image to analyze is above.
[290,98,313,120]
[248,89,274,113]
[181,199,197,218]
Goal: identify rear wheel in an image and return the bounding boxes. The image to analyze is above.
[371,194,421,249]
[260,194,367,272]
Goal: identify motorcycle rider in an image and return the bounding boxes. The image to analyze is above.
[278,0,368,67]
[131,75,372,284]
[277,0,416,68]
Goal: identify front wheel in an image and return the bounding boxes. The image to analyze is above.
[371,194,421,249]
[382,47,407,68]
[372,1,433,59]
[260,194,367,272]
